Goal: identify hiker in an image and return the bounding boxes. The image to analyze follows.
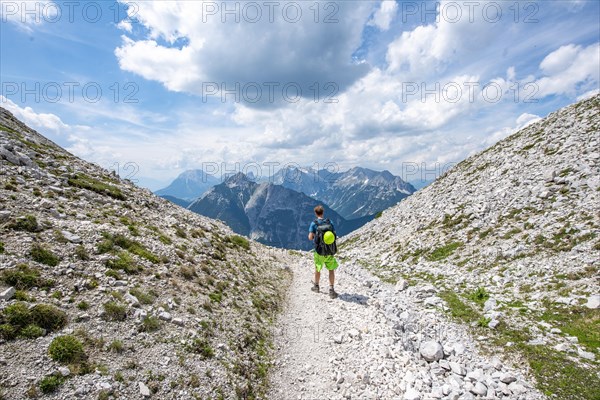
[308,205,339,299]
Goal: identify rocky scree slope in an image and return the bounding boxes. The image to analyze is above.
[340,95,600,399]
[0,107,292,399]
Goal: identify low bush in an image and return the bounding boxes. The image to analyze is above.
[30,244,60,266]
[10,215,41,232]
[39,376,65,394]
[48,335,85,364]
[139,316,161,332]
[227,235,250,250]
[1,264,53,290]
[20,324,45,338]
[31,304,68,331]
[102,301,127,321]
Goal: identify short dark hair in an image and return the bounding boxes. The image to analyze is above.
[314,205,324,216]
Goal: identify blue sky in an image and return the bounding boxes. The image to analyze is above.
[1,0,599,190]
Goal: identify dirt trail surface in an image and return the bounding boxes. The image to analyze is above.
[267,256,545,400]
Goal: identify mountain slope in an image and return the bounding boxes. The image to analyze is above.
[188,173,372,250]
[321,167,416,219]
[270,166,416,218]
[0,108,291,399]
[340,95,600,399]
[158,194,191,208]
[155,169,219,201]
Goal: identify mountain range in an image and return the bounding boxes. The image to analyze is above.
[267,166,416,219]
[188,172,372,250]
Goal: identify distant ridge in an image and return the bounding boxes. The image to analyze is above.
[188,172,374,250]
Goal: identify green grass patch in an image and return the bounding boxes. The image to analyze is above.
[39,375,65,394]
[438,291,481,324]
[67,173,125,200]
[0,302,66,340]
[102,301,127,321]
[541,303,599,351]
[468,287,490,306]
[30,304,68,331]
[478,228,493,239]
[227,235,250,250]
[491,323,600,400]
[9,215,41,232]
[188,338,215,359]
[20,324,45,338]
[158,234,172,245]
[108,339,125,353]
[139,316,161,332]
[1,264,54,289]
[30,244,60,266]
[427,242,462,262]
[129,288,156,305]
[209,291,223,303]
[75,245,90,261]
[106,251,143,274]
[48,335,86,364]
[99,233,161,264]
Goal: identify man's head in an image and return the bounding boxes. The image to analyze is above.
[314,205,324,217]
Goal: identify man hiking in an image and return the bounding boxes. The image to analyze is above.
[308,205,339,299]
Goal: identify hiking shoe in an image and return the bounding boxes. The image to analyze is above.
[329,288,338,299]
[311,284,320,293]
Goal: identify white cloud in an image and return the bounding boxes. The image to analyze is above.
[368,0,398,31]
[535,43,600,98]
[114,1,375,105]
[0,95,88,134]
[385,0,503,77]
[116,19,132,33]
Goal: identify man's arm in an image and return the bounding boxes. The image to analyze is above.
[308,221,315,241]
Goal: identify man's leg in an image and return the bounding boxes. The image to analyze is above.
[328,263,338,299]
[312,253,322,292]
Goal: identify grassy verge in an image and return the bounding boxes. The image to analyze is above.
[438,289,600,399]
[67,173,125,200]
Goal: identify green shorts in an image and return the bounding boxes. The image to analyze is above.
[313,251,339,272]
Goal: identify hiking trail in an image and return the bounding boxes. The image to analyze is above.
[268,255,545,400]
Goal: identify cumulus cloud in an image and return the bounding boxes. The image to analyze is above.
[368,0,398,31]
[385,0,504,77]
[0,95,88,134]
[535,43,600,97]
[114,1,375,106]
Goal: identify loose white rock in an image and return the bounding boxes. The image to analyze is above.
[419,341,444,362]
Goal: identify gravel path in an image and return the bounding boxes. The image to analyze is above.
[268,255,546,400]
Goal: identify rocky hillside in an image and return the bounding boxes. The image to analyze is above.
[0,107,292,399]
[188,173,372,250]
[341,95,600,399]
